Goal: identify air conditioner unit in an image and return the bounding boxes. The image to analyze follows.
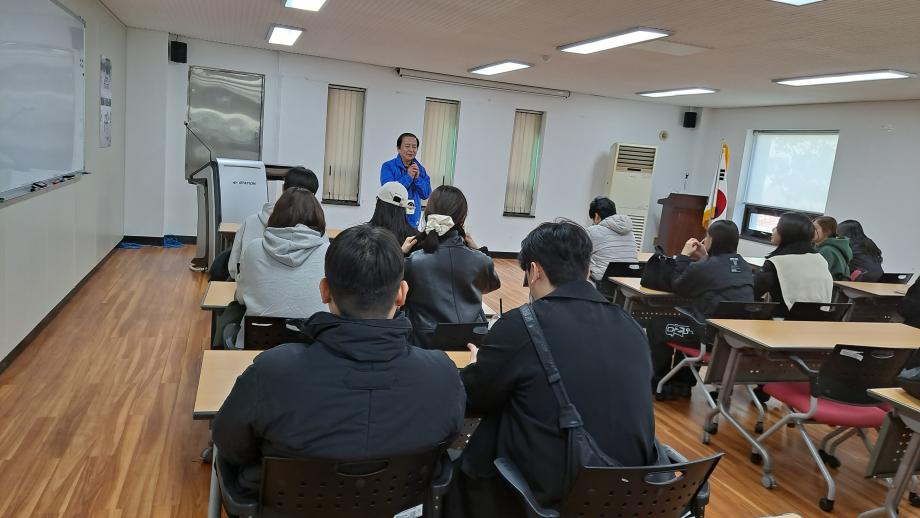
[605,143,657,251]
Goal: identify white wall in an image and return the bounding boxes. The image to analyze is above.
[0,0,126,363]
[124,32,704,252]
[689,101,920,272]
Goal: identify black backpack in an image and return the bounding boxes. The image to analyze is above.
[640,245,676,292]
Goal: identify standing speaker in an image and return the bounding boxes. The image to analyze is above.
[682,111,698,129]
[169,41,187,63]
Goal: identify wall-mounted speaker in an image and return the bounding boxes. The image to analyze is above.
[169,41,187,64]
[682,111,698,129]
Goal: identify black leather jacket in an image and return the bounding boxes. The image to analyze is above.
[403,231,501,348]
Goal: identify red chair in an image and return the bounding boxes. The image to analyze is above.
[754,345,913,512]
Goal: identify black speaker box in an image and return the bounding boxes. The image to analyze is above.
[169,41,187,63]
[682,111,698,129]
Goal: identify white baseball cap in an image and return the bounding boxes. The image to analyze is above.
[377,182,415,215]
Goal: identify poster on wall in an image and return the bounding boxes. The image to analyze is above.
[99,55,112,148]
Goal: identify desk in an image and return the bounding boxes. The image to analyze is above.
[217,222,240,252]
[859,388,920,518]
[834,281,909,322]
[327,227,342,239]
[703,320,920,489]
[607,277,685,321]
[201,281,236,309]
[635,252,764,268]
[835,281,910,299]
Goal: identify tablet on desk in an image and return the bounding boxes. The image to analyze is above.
[431,323,488,351]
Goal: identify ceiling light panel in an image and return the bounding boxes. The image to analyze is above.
[559,27,672,54]
[637,87,718,98]
[774,70,915,86]
[283,0,327,10]
[267,24,303,46]
[469,61,532,76]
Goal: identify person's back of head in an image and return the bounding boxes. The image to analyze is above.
[371,182,417,243]
[323,225,406,319]
[588,197,617,221]
[422,185,468,253]
[706,220,740,257]
[266,187,326,234]
[771,211,816,254]
[283,166,319,194]
[519,220,592,289]
[838,219,883,262]
[814,215,838,242]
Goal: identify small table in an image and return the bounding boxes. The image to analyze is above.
[217,222,240,251]
[607,277,683,317]
[703,320,920,489]
[201,281,237,343]
[859,388,920,518]
[834,281,910,322]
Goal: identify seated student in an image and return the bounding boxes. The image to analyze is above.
[403,185,500,348]
[755,212,834,318]
[813,216,853,280]
[647,220,754,397]
[228,167,318,280]
[213,225,465,498]
[370,181,423,254]
[900,281,920,329]
[838,219,884,282]
[234,188,328,347]
[445,221,656,518]
[586,196,638,282]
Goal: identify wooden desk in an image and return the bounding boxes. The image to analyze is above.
[835,281,910,299]
[327,227,342,239]
[218,222,240,235]
[608,276,677,314]
[860,388,920,517]
[201,281,236,310]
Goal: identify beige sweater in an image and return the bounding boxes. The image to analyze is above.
[767,253,834,310]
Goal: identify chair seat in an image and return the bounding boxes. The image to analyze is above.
[667,342,712,363]
[763,382,888,428]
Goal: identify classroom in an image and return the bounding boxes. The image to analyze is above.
[2,0,920,516]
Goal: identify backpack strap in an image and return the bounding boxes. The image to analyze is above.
[519,303,583,430]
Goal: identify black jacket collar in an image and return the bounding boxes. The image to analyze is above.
[291,312,412,362]
[540,280,609,304]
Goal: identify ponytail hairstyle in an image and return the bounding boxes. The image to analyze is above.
[421,185,468,253]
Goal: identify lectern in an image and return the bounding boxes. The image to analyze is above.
[656,194,708,256]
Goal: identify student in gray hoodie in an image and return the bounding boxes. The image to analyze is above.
[234,187,329,347]
[228,167,318,279]
[586,197,638,282]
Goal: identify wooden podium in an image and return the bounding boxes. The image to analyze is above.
[656,194,708,256]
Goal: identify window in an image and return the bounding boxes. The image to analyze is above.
[421,98,460,188]
[503,110,545,216]
[740,131,839,239]
[322,85,365,204]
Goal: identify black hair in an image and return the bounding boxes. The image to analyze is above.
[422,185,468,253]
[369,198,420,246]
[266,188,326,234]
[588,197,617,220]
[518,219,592,286]
[325,225,405,318]
[838,219,883,264]
[397,133,420,148]
[284,166,319,194]
[768,211,817,257]
[706,220,740,257]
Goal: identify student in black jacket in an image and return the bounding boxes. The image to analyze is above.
[900,281,920,329]
[445,221,656,518]
[212,225,465,498]
[838,219,884,282]
[647,221,754,398]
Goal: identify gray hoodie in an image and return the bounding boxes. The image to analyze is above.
[228,202,273,279]
[587,215,638,281]
[236,224,329,344]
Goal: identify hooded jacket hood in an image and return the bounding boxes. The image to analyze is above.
[262,224,327,268]
[819,236,854,262]
[601,214,633,235]
[258,202,273,226]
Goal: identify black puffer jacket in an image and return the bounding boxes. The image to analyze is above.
[403,231,501,348]
[671,253,755,318]
[849,243,884,282]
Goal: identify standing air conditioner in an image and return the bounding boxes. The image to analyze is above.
[605,143,657,251]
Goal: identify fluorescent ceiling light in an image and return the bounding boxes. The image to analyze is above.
[283,0,327,10]
[559,27,672,54]
[774,69,915,86]
[469,61,532,76]
[769,0,825,5]
[267,24,303,46]
[637,87,718,98]
[397,68,571,98]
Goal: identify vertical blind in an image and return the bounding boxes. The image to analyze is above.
[504,110,544,215]
[323,86,366,202]
[420,98,460,188]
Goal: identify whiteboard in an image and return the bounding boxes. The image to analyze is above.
[0,0,85,200]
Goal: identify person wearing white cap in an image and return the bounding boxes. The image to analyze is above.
[370,182,422,255]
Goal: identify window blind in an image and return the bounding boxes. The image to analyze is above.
[504,110,544,215]
[420,98,460,188]
[322,85,366,203]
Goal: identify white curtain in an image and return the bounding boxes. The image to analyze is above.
[420,98,460,188]
[503,110,544,215]
[323,86,366,202]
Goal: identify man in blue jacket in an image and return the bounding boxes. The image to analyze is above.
[380,132,431,229]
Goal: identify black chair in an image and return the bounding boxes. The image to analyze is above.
[785,302,852,322]
[878,272,914,284]
[598,261,646,300]
[430,322,488,351]
[494,446,722,518]
[216,442,453,518]
[243,316,303,350]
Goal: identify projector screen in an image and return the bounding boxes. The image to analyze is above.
[0,0,85,200]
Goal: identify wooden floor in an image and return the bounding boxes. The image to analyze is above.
[0,246,915,517]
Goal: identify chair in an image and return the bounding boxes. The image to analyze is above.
[598,262,645,300]
[494,445,722,518]
[878,272,914,284]
[243,316,303,350]
[785,302,852,322]
[216,442,453,518]
[755,345,914,511]
[430,322,488,351]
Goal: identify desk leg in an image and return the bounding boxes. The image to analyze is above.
[210,311,217,347]
[859,419,920,518]
[208,444,221,518]
[623,296,633,314]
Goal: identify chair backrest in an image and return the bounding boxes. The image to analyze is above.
[259,443,447,518]
[243,316,302,350]
[785,302,852,322]
[710,301,779,320]
[814,345,914,405]
[878,272,913,284]
[430,322,488,351]
[559,453,722,518]
[603,261,645,279]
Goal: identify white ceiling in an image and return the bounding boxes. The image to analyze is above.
[102,0,920,108]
